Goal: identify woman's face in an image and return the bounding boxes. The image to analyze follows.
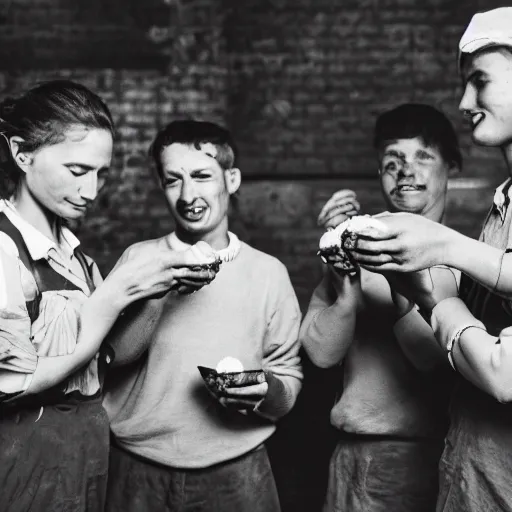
[459,48,512,147]
[19,126,113,220]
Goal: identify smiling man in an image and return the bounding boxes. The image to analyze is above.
[300,104,461,512]
[103,120,302,512]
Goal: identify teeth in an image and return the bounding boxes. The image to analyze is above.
[472,113,484,126]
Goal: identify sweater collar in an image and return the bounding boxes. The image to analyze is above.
[167,231,241,263]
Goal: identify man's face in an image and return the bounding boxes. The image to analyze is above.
[459,48,512,147]
[160,143,239,238]
[379,137,451,216]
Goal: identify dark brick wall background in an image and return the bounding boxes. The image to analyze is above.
[0,0,510,310]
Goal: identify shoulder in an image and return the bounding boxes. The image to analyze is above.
[0,232,20,259]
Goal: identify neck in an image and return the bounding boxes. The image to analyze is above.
[420,197,446,224]
[13,187,60,242]
[502,144,512,176]
[388,195,446,224]
[175,218,230,251]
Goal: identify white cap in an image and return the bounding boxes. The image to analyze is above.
[460,7,512,59]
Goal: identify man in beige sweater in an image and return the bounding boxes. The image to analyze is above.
[104,120,302,512]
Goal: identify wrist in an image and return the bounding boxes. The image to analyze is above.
[443,230,469,269]
[91,280,128,316]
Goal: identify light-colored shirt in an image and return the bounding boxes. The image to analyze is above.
[0,200,103,400]
[104,238,302,469]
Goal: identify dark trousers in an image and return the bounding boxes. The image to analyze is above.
[106,442,281,512]
[0,399,110,512]
[324,435,443,512]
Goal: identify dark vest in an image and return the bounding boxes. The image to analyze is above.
[0,212,105,406]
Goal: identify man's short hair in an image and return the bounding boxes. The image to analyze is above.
[150,120,238,184]
[373,103,462,170]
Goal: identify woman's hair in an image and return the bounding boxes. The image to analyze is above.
[0,80,115,199]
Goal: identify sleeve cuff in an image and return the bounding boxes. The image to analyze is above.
[253,371,290,422]
[430,297,486,350]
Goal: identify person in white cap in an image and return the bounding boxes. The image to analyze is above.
[347,7,512,512]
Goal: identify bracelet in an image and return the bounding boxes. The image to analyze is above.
[494,250,506,292]
[447,324,486,372]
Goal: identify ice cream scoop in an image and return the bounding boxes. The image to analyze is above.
[216,357,244,374]
[318,215,389,273]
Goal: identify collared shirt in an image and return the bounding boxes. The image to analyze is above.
[0,200,103,401]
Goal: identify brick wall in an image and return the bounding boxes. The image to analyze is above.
[0,0,509,310]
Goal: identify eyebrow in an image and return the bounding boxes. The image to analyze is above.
[165,167,212,175]
[383,149,406,160]
[465,69,487,83]
[416,149,435,158]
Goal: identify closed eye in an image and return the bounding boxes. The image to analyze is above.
[191,171,212,180]
[163,177,180,187]
[67,164,89,177]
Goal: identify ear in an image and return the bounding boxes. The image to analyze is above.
[224,168,241,195]
[8,136,32,172]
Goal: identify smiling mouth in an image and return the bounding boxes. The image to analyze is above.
[395,184,426,193]
[471,112,484,128]
[67,200,88,208]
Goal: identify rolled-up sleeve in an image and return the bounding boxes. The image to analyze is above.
[0,235,38,401]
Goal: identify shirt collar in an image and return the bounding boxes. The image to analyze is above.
[167,231,241,262]
[493,179,512,223]
[0,200,80,261]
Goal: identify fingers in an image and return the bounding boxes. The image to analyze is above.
[318,190,358,225]
[218,397,261,410]
[223,382,268,397]
[351,251,397,267]
[229,371,266,387]
[350,237,399,254]
[173,267,217,282]
[321,204,360,230]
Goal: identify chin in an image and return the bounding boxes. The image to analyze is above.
[389,198,426,214]
[472,127,510,147]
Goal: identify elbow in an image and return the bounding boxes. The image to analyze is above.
[302,343,341,369]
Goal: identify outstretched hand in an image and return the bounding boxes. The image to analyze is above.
[105,238,220,306]
[348,212,455,272]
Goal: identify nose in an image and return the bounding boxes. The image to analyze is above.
[78,172,98,201]
[180,176,197,204]
[459,83,474,114]
[397,161,414,178]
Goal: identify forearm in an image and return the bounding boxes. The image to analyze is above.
[108,297,165,366]
[26,287,123,395]
[300,298,356,368]
[445,232,512,297]
[393,308,446,371]
[431,297,512,402]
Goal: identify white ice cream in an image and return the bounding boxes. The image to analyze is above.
[216,356,244,373]
[318,215,389,250]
